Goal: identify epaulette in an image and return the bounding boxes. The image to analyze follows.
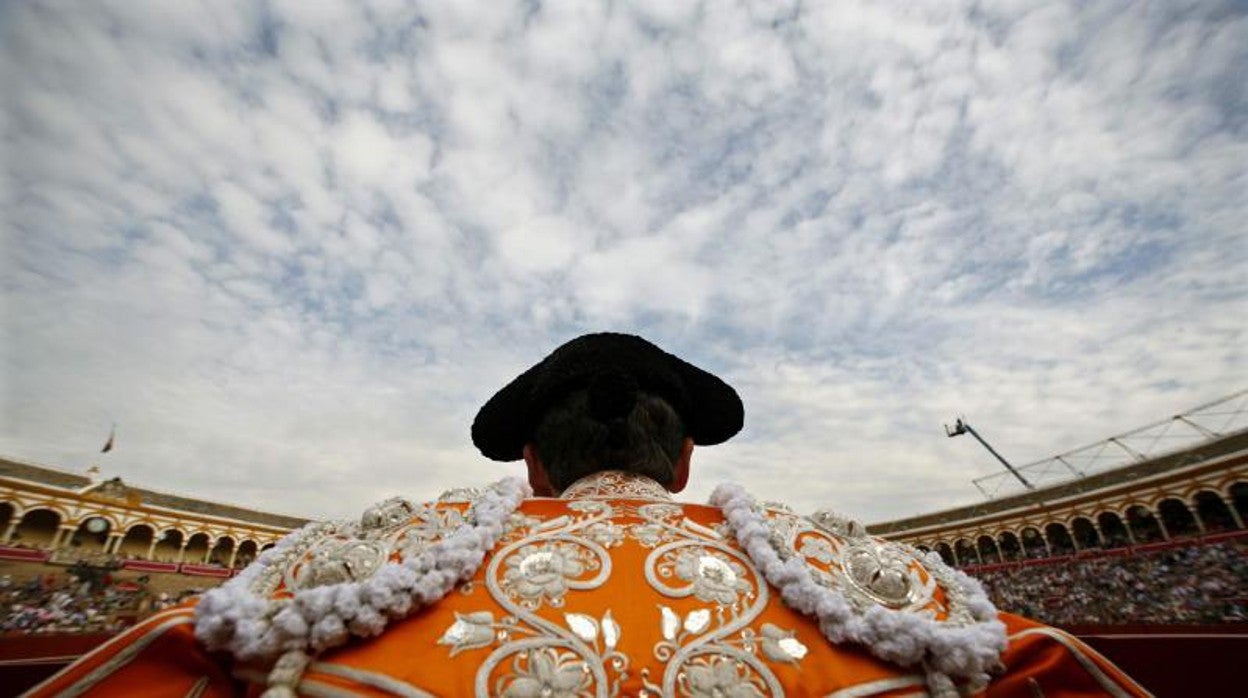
[193,478,531,697]
[712,484,1007,696]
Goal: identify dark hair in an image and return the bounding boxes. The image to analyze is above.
[533,389,686,491]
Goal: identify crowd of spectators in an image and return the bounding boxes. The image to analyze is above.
[974,540,1248,625]
[1,572,201,635]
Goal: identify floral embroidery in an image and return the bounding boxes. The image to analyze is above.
[758,623,807,663]
[560,470,673,501]
[674,550,751,606]
[796,535,835,565]
[630,522,667,547]
[681,656,765,698]
[503,543,588,608]
[499,648,592,698]
[585,521,625,547]
[437,611,496,657]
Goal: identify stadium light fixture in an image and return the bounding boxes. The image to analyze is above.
[945,417,1035,490]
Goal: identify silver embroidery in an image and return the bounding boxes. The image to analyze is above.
[681,656,767,698]
[437,611,496,656]
[292,540,388,589]
[503,543,590,608]
[497,647,593,698]
[441,492,803,697]
[361,497,416,531]
[759,624,807,663]
[560,470,673,501]
[841,541,918,609]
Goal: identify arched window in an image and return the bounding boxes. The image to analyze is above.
[70,516,113,552]
[183,532,211,563]
[1194,490,1239,532]
[117,523,155,559]
[13,509,61,549]
[1071,517,1100,549]
[1229,482,1248,527]
[0,501,15,542]
[152,529,184,562]
[997,531,1022,561]
[1158,498,1199,538]
[209,536,235,567]
[1044,522,1075,555]
[1126,505,1165,543]
[1097,511,1131,548]
[955,538,979,566]
[977,535,1000,563]
[935,542,956,567]
[235,540,259,568]
[1020,527,1048,558]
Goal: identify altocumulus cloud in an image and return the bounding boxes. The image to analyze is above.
[2,0,1244,522]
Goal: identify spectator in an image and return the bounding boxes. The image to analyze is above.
[974,540,1248,625]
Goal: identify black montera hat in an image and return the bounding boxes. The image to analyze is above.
[471,333,744,461]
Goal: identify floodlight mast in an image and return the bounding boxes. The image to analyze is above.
[945,417,1035,490]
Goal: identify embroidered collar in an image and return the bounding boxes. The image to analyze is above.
[559,470,673,501]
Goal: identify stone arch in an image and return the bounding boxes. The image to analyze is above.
[1070,517,1101,549]
[934,542,956,567]
[1044,522,1076,555]
[1193,490,1240,532]
[68,515,114,552]
[976,534,1000,564]
[117,523,155,559]
[1020,526,1048,558]
[183,531,211,564]
[1229,481,1248,527]
[997,531,1022,561]
[1097,511,1132,547]
[234,539,259,569]
[954,538,979,566]
[151,528,184,562]
[11,508,62,548]
[1158,497,1200,538]
[208,535,235,566]
[1125,504,1165,543]
[0,501,18,545]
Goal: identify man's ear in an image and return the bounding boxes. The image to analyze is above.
[522,444,556,497]
[668,437,694,493]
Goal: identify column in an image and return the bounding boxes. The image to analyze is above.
[1225,496,1245,530]
[1191,507,1207,534]
[106,532,124,555]
[146,537,159,560]
[227,546,239,569]
[203,540,215,564]
[1155,513,1171,542]
[51,525,77,550]
[175,540,189,564]
[2,515,22,545]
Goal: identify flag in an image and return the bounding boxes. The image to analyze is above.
[101,426,115,453]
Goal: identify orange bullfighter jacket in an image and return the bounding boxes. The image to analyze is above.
[28,471,1149,697]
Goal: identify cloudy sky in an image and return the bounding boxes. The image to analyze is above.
[2,0,1245,524]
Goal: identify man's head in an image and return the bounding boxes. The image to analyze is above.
[471,333,743,495]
